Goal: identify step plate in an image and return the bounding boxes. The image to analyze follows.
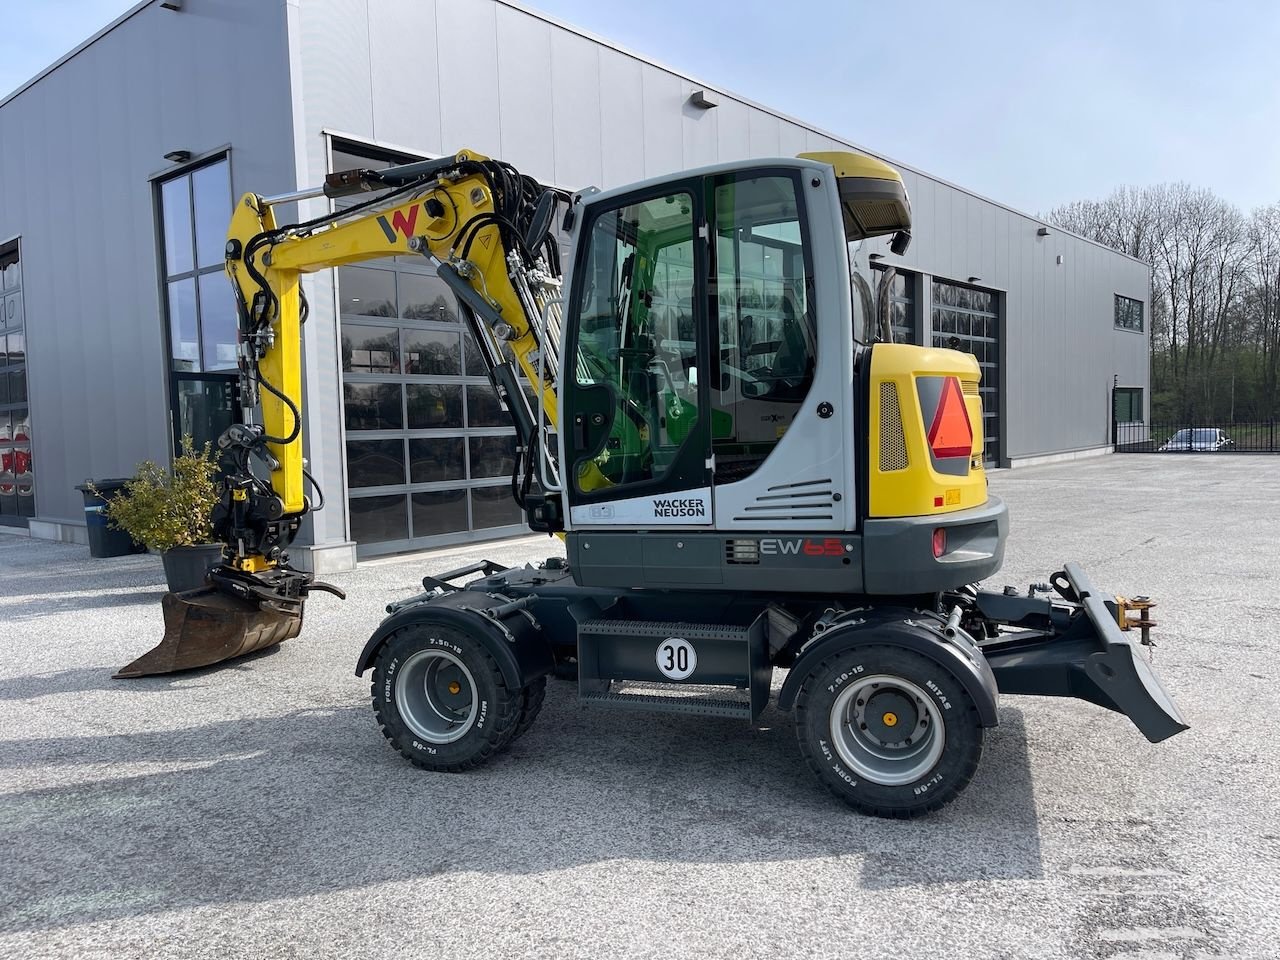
[580,689,752,719]
[576,614,771,720]
[579,618,751,641]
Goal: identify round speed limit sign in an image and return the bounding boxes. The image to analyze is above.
[656,637,697,680]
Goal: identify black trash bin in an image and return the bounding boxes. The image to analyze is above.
[76,480,143,558]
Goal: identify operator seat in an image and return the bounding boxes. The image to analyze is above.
[769,292,815,395]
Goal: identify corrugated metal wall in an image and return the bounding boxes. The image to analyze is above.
[0,0,297,534]
[900,172,1149,459]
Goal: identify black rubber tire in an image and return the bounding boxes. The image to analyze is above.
[511,677,547,743]
[371,623,521,772]
[794,644,983,818]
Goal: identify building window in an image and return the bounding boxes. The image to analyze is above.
[0,240,33,523]
[157,156,239,453]
[1114,387,1143,424]
[332,139,525,555]
[932,279,1001,464]
[1115,294,1144,332]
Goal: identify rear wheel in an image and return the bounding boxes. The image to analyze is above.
[372,624,521,771]
[512,677,547,742]
[794,644,983,818]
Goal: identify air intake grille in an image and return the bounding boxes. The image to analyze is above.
[733,479,836,522]
[850,200,904,231]
[961,379,979,397]
[879,381,909,472]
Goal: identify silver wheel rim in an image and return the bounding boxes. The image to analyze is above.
[828,674,945,787]
[395,649,478,744]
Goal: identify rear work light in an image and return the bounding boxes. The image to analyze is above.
[932,527,947,558]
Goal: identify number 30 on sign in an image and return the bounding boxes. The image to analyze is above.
[656,637,697,680]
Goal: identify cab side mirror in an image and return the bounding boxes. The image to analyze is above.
[524,190,559,255]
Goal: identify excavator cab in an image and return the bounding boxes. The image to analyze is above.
[555,154,921,536]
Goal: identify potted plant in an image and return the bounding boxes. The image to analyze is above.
[95,438,224,592]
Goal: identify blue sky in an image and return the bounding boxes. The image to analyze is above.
[2,0,1276,214]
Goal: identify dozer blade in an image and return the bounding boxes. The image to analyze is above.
[980,562,1189,743]
[113,587,302,679]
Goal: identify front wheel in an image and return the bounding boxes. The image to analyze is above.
[371,624,522,771]
[794,645,983,818]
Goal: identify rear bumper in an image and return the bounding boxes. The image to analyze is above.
[862,494,1008,594]
[978,562,1189,743]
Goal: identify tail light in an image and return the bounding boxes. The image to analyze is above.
[932,527,947,558]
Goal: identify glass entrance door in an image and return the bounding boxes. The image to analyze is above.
[171,372,237,455]
[0,242,31,524]
[329,141,528,556]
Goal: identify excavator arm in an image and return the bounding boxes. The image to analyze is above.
[217,150,566,583]
[114,150,567,677]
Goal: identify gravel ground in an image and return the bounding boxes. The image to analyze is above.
[1,455,1277,960]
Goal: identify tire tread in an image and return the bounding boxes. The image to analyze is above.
[511,677,547,743]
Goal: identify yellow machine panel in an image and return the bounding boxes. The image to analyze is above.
[226,196,306,516]
[868,343,986,518]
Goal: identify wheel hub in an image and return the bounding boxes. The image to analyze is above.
[434,666,471,710]
[395,649,479,745]
[829,674,945,787]
[860,690,919,745]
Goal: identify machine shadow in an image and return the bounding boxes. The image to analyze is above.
[0,557,167,600]
[0,685,1045,933]
[0,649,282,702]
[857,709,1043,888]
[3,589,170,622]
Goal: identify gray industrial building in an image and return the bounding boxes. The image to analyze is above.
[0,0,1151,570]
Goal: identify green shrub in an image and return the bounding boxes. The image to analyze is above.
[95,438,220,552]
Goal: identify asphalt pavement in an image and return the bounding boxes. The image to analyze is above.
[1,455,1277,959]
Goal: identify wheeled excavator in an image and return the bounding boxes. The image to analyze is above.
[116,149,1187,816]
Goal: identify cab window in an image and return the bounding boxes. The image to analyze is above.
[711,173,815,483]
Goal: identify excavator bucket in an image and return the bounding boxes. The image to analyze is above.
[113,587,302,679]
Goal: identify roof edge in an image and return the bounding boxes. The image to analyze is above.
[0,0,154,111]
[496,0,1151,268]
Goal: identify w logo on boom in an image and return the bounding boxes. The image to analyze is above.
[376,204,421,243]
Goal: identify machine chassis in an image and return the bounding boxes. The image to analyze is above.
[355,556,1186,817]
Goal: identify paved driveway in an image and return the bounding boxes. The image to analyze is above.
[1,455,1276,959]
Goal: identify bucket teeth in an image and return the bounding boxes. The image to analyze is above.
[113,587,303,679]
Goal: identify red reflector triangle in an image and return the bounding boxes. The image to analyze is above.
[927,376,973,459]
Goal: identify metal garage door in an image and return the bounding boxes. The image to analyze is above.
[931,280,1001,464]
[333,142,527,558]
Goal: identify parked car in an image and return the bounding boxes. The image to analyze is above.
[1158,428,1234,452]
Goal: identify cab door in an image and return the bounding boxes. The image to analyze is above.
[562,182,713,527]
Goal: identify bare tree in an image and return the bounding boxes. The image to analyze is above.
[1049,184,1277,422]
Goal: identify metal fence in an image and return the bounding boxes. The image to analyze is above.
[1114,421,1280,453]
